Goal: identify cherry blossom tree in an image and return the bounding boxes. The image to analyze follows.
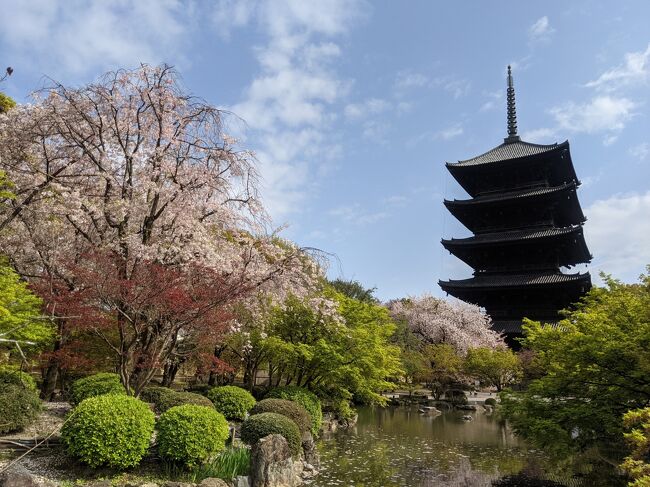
[0,65,322,395]
[387,294,503,355]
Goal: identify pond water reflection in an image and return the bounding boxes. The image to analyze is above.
[313,406,622,487]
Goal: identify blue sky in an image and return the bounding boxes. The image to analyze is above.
[2,1,649,301]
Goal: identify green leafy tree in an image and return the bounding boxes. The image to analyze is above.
[464,346,522,392]
[0,93,15,113]
[423,343,466,400]
[500,269,650,460]
[264,288,402,417]
[328,278,378,303]
[0,260,52,363]
[621,407,650,487]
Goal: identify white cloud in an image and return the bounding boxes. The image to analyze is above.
[521,127,558,143]
[1,0,190,75]
[440,78,471,99]
[395,71,470,98]
[344,98,391,120]
[329,204,388,225]
[585,191,650,283]
[586,43,650,91]
[629,142,650,161]
[395,71,429,90]
[480,90,502,112]
[217,0,366,220]
[435,123,464,140]
[528,16,555,43]
[385,195,408,206]
[549,96,636,144]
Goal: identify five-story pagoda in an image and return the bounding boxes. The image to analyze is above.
[438,67,592,346]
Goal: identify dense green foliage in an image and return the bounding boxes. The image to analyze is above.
[61,394,155,468]
[267,385,323,435]
[263,290,401,418]
[423,344,465,400]
[465,347,522,392]
[70,372,126,405]
[0,384,41,434]
[140,386,174,406]
[500,271,650,458]
[208,385,256,420]
[328,278,378,303]
[240,412,302,456]
[156,390,214,413]
[0,92,16,113]
[0,260,52,361]
[485,397,497,407]
[621,407,650,487]
[184,447,251,482]
[157,404,230,468]
[0,366,38,391]
[250,398,312,434]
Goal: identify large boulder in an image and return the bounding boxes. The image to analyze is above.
[301,432,320,469]
[250,434,302,487]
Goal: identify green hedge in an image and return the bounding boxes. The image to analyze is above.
[267,386,322,435]
[70,373,126,405]
[61,394,155,468]
[0,366,38,392]
[240,412,302,456]
[207,386,256,421]
[140,386,173,406]
[157,404,230,468]
[157,391,214,413]
[250,398,311,435]
[0,384,42,434]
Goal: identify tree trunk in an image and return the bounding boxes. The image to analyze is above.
[40,362,59,401]
[162,361,180,387]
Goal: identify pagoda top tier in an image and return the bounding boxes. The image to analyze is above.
[449,139,563,167]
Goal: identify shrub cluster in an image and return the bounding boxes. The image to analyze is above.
[61,394,155,468]
[140,385,173,406]
[70,372,126,405]
[267,386,322,435]
[140,386,213,413]
[250,398,311,435]
[157,391,214,413]
[208,385,256,421]
[0,384,42,434]
[240,412,302,456]
[0,366,38,392]
[157,404,230,468]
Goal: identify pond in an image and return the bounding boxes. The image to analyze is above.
[313,406,624,487]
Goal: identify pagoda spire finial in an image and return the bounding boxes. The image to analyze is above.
[505,65,520,143]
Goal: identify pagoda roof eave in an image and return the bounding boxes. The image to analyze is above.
[446,140,569,168]
[438,271,591,290]
[444,181,578,207]
[441,225,582,247]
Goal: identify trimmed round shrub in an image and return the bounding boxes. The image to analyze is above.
[140,386,174,406]
[250,398,311,434]
[157,404,230,468]
[207,385,256,421]
[0,384,42,434]
[0,366,38,392]
[156,390,214,413]
[240,412,301,456]
[61,394,155,468]
[267,386,322,435]
[485,397,497,407]
[70,372,126,405]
